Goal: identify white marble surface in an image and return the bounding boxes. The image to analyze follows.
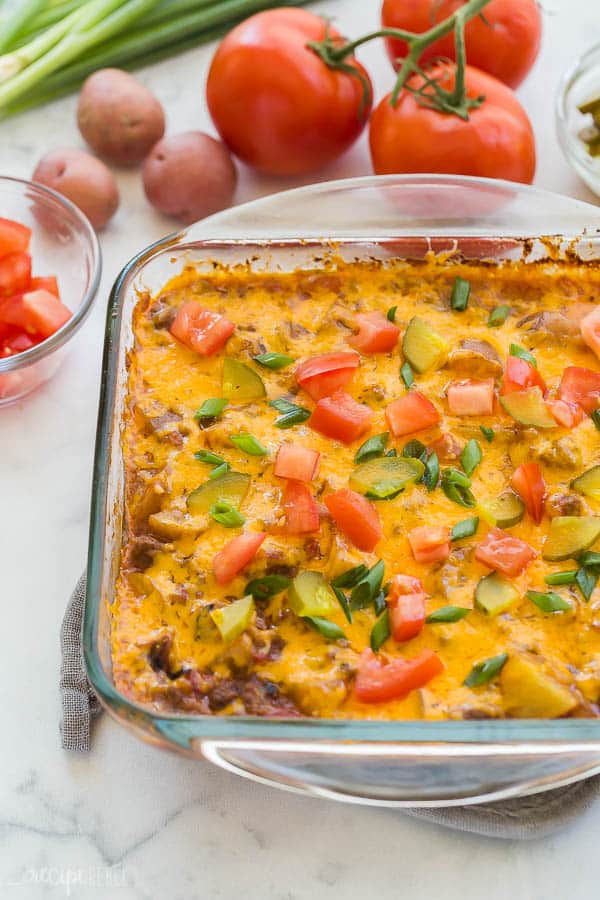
[1,1,600,897]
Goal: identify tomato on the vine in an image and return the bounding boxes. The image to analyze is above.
[206,8,372,176]
[381,0,542,89]
[369,63,536,184]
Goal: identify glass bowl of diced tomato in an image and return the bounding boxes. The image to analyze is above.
[0,175,101,405]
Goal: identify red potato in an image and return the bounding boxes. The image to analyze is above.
[32,148,119,230]
[142,131,237,224]
[77,68,165,166]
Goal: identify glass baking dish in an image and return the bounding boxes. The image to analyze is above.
[85,174,600,807]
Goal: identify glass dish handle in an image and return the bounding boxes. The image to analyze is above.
[199,739,600,807]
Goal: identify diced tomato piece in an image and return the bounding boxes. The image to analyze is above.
[581,306,600,361]
[475,527,535,577]
[274,444,320,482]
[501,357,547,396]
[347,312,400,353]
[296,352,359,401]
[324,488,382,552]
[510,462,545,524]
[447,378,495,415]
[310,390,373,444]
[0,293,26,329]
[558,366,600,414]
[385,390,440,436]
[0,252,31,296]
[21,289,71,338]
[0,330,36,357]
[354,648,444,704]
[170,301,235,356]
[407,525,451,565]
[212,532,266,585]
[30,275,59,298]
[0,217,31,257]
[387,574,426,642]
[547,398,584,429]
[282,480,320,534]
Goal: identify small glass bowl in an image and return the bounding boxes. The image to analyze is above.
[0,175,101,406]
[556,43,600,200]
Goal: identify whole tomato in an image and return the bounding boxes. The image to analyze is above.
[206,9,372,176]
[381,0,542,89]
[369,64,536,184]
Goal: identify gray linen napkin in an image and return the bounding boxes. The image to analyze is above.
[61,574,600,837]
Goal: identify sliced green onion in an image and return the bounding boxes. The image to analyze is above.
[332,586,353,624]
[208,461,230,480]
[354,432,389,463]
[423,451,440,492]
[526,590,572,613]
[509,343,537,367]
[402,439,427,461]
[400,361,414,388]
[373,590,387,615]
[450,277,470,311]
[487,305,510,328]
[451,516,479,542]
[441,468,476,508]
[194,449,226,465]
[544,569,578,586]
[304,616,345,640]
[591,409,600,431]
[254,351,294,369]
[331,564,369,589]
[480,425,494,443]
[576,567,598,602]
[245,574,290,600]
[426,606,470,623]
[195,397,228,419]
[464,653,508,687]
[269,397,311,429]
[229,433,268,456]
[460,438,482,477]
[386,305,397,322]
[209,501,246,528]
[350,560,385,610]
[386,448,398,457]
[370,609,390,652]
[579,552,600,570]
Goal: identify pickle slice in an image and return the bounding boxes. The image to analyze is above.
[222,358,266,401]
[542,516,600,561]
[475,572,519,616]
[349,456,425,499]
[479,491,525,528]
[499,388,556,428]
[572,465,600,502]
[402,316,448,373]
[211,595,255,642]
[288,571,338,617]
[187,471,250,514]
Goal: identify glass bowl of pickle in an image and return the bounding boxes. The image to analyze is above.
[557,42,600,199]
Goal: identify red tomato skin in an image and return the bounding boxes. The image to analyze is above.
[310,390,373,444]
[0,217,31,257]
[447,378,495,415]
[0,252,31,296]
[347,312,400,353]
[387,576,427,642]
[0,293,27,329]
[21,289,71,338]
[381,0,541,89]
[370,64,535,184]
[30,276,59,298]
[282,480,320,534]
[170,301,234,356]
[475,527,535,577]
[502,357,547,395]
[385,391,440,436]
[510,462,545,524]
[324,488,382,552]
[354,648,444,703]
[0,328,37,357]
[274,444,320,482]
[206,9,372,175]
[558,367,600,414]
[547,399,583,429]
[407,525,451,565]
[212,532,266,585]
[296,351,359,400]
